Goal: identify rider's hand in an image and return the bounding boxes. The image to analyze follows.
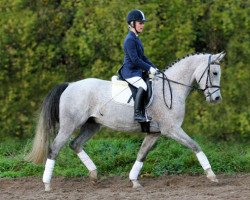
[149,67,158,75]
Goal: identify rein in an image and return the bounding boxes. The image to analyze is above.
[156,55,221,109]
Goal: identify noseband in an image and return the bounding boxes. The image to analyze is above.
[157,55,221,109]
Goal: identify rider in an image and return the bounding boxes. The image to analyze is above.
[119,9,158,122]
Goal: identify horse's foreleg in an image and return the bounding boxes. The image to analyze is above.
[69,122,100,181]
[130,133,160,188]
[162,127,218,182]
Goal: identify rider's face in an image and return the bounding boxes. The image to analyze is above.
[135,21,144,33]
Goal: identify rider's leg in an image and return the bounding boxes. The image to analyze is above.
[134,87,147,122]
[125,77,147,122]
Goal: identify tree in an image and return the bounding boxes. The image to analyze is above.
[0,0,249,140]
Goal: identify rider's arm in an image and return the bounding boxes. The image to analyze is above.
[142,55,156,68]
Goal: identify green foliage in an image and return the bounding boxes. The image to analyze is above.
[0,135,249,178]
[0,0,249,140]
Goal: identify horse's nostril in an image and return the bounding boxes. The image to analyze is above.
[215,96,220,101]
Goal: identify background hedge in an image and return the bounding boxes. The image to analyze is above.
[0,0,249,141]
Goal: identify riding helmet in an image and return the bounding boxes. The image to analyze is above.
[126,10,147,24]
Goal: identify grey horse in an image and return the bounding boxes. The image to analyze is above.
[26,52,226,191]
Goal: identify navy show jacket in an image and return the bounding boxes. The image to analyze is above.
[120,31,155,79]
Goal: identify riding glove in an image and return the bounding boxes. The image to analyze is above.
[149,67,158,75]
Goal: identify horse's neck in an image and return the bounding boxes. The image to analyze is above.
[164,56,202,97]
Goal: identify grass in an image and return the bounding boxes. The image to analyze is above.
[0,132,249,178]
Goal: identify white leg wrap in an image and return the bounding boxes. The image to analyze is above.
[196,151,211,170]
[129,161,143,181]
[43,159,55,184]
[77,150,97,171]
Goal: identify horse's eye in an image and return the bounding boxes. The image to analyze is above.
[213,72,218,76]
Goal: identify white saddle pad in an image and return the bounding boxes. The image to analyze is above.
[111,76,134,106]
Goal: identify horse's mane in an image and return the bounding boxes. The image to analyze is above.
[164,52,209,70]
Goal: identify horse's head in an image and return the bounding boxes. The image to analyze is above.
[195,52,226,103]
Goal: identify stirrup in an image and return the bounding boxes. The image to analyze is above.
[134,114,147,122]
[146,115,152,121]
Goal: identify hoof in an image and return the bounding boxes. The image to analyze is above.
[206,168,219,183]
[44,183,51,192]
[207,175,219,183]
[131,180,143,189]
[89,170,98,182]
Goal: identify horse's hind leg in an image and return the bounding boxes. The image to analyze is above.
[162,127,218,183]
[130,133,160,188]
[43,124,76,191]
[69,120,100,181]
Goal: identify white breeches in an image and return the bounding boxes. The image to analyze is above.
[125,76,147,91]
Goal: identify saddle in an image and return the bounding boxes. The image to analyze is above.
[111,75,153,107]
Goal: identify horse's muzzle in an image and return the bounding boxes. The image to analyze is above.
[213,95,222,103]
[205,90,222,103]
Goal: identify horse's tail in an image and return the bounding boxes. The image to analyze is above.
[25,83,69,164]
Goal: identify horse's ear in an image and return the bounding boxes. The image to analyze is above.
[214,51,226,62]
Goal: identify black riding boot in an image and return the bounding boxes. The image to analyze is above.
[134,87,147,122]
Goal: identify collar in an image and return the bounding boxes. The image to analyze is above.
[129,31,138,37]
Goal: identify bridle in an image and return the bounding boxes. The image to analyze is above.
[156,55,221,109]
[197,55,221,95]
